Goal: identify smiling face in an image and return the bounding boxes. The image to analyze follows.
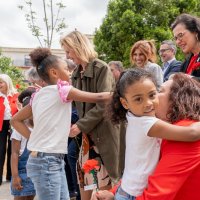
[0,79,8,95]
[63,46,81,65]
[132,49,148,68]
[155,80,172,121]
[120,78,159,117]
[173,23,198,54]
[159,44,174,63]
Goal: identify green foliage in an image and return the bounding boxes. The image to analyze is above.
[0,55,26,91]
[18,0,67,48]
[94,0,200,67]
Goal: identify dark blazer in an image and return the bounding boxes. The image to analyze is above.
[163,59,182,82]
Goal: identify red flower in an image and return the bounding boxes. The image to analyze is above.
[15,84,20,89]
[82,159,100,173]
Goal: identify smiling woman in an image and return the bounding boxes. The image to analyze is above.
[0,74,18,185]
[130,40,163,88]
[171,13,200,80]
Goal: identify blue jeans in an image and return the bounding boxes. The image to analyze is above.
[115,186,136,200]
[27,154,70,200]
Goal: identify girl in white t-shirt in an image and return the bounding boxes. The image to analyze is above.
[10,47,111,200]
[106,68,200,200]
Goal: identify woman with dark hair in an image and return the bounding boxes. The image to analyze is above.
[171,13,200,80]
[92,73,200,200]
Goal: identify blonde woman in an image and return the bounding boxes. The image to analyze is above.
[0,74,18,185]
[60,31,125,200]
[130,40,163,88]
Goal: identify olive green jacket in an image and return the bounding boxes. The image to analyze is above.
[72,58,125,183]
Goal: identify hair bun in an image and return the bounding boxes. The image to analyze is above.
[29,47,52,67]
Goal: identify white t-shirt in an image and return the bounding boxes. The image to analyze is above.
[11,129,27,156]
[27,85,72,154]
[0,93,12,120]
[121,112,161,196]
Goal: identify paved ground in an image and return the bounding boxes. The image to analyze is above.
[0,177,12,200]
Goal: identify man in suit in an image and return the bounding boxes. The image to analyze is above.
[159,40,182,82]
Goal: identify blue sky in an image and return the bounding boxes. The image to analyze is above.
[0,0,109,49]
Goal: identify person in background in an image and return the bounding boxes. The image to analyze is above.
[159,40,182,81]
[130,40,163,88]
[108,61,124,81]
[11,87,36,200]
[171,13,200,81]
[26,67,47,88]
[60,30,125,200]
[0,74,18,185]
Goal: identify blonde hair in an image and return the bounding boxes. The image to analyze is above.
[0,74,17,96]
[130,40,157,65]
[60,31,98,64]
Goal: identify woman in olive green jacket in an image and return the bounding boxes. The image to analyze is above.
[60,31,125,200]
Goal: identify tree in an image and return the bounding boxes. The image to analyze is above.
[18,0,67,48]
[0,52,26,91]
[94,0,200,66]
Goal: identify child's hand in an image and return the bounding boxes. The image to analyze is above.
[12,176,23,190]
[91,190,114,200]
[69,124,81,137]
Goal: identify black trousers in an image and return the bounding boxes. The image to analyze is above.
[0,120,11,182]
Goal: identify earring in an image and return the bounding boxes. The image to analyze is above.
[196,34,199,41]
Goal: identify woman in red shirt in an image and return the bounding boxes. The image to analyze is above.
[171,14,200,81]
[0,74,18,185]
[92,73,200,200]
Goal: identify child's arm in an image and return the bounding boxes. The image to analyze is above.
[10,105,32,139]
[11,139,23,190]
[68,87,112,103]
[148,120,200,141]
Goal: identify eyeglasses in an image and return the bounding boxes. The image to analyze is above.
[173,31,187,41]
[158,48,171,54]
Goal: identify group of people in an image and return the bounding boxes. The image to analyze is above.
[0,12,200,200]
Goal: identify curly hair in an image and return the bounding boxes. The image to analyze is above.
[167,73,200,123]
[29,47,60,83]
[107,68,157,124]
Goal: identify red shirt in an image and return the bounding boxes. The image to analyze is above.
[186,54,200,74]
[136,120,200,200]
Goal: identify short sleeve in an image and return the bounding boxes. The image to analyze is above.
[11,129,22,141]
[141,117,159,136]
[57,79,72,103]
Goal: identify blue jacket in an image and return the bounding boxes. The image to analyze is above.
[163,59,182,82]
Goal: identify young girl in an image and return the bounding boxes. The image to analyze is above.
[11,87,36,200]
[10,47,111,200]
[106,68,200,200]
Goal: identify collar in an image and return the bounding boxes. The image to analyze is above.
[73,59,97,79]
[164,57,175,66]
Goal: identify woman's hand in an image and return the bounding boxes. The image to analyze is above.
[91,190,114,200]
[12,176,23,190]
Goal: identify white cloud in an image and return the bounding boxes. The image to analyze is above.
[0,0,109,49]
